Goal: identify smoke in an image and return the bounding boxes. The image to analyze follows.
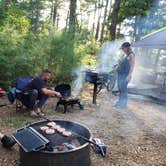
[71,40,125,96]
[71,40,165,97]
[96,39,125,72]
[71,67,86,97]
[129,48,165,89]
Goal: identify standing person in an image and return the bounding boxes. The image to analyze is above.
[0,132,16,148]
[22,69,62,116]
[115,42,135,109]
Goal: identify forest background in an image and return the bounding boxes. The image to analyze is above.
[0,0,165,89]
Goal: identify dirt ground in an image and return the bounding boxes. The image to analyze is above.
[0,84,166,166]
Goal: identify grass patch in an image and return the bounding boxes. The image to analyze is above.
[3,116,34,128]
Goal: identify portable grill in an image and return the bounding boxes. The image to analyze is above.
[85,70,108,84]
[55,83,84,113]
[14,120,91,166]
[85,70,108,104]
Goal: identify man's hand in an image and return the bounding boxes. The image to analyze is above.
[54,91,62,98]
[42,88,62,97]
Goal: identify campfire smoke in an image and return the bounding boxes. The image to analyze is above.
[96,40,124,73]
[71,40,125,96]
[72,67,86,97]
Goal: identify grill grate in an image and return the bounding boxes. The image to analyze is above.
[31,121,85,147]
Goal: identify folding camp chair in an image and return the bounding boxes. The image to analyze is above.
[15,77,33,111]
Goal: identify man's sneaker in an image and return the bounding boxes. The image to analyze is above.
[1,135,16,148]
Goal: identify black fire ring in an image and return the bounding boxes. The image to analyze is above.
[16,120,91,166]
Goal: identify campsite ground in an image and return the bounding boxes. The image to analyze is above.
[0,84,166,166]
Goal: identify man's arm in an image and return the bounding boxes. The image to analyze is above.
[0,132,4,140]
[41,88,62,97]
[126,53,135,82]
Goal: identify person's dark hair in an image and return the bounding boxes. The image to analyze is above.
[42,69,52,75]
[121,42,133,55]
[121,42,131,49]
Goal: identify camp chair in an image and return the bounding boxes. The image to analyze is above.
[54,83,84,113]
[15,77,33,111]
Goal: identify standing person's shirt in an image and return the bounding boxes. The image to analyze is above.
[23,77,47,96]
[118,54,131,77]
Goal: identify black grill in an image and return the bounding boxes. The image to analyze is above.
[85,70,108,84]
[85,70,108,104]
[55,84,83,113]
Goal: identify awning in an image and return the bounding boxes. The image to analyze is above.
[132,28,166,50]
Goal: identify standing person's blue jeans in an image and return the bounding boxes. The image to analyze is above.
[116,75,128,108]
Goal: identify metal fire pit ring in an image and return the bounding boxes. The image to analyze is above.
[31,119,91,153]
[18,119,92,166]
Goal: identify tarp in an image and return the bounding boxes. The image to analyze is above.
[132,28,166,50]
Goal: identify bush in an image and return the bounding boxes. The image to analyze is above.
[0,23,100,89]
[0,28,81,88]
[44,31,81,84]
[0,26,34,89]
[74,32,100,67]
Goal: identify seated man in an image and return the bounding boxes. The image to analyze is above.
[22,69,62,116]
[0,132,16,148]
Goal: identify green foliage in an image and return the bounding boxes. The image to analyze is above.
[0,1,7,25]
[118,0,153,23]
[0,26,83,88]
[0,18,99,88]
[0,0,109,89]
[44,31,80,83]
[135,1,166,39]
[0,25,36,88]
[6,7,30,35]
[0,1,30,34]
[74,30,100,66]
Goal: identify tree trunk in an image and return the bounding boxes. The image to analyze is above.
[50,1,54,22]
[133,16,140,42]
[56,14,60,29]
[53,0,57,27]
[95,0,103,40]
[92,2,97,35]
[65,10,69,32]
[100,0,109,41]
[109,0,121,40]
[69,0,77,37]
[34,0,40,34]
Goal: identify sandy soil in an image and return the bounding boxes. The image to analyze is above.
[0,84,166,166]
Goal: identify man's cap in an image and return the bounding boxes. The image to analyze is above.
[121,42,131,49]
